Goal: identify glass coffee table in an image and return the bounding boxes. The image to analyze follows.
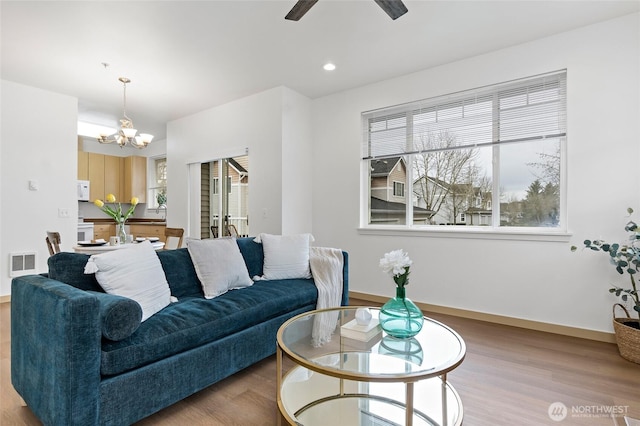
[276,307,466,426]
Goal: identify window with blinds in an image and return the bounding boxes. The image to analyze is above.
[362,70,566,229]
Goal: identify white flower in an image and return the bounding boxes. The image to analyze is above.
[379,249,412,279]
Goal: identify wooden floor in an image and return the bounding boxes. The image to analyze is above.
[1,300,639,425]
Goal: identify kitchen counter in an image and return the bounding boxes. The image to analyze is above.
[84,219,167,242]
[84,218,167,225]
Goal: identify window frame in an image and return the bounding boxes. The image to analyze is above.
[393,181,405,197]
[359,71,570,242]
[212,177,219,195]
[212,176,232,195]
[146,156,167,210]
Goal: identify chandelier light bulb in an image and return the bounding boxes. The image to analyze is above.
[122,128,137,138]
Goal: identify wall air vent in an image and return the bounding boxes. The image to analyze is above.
[9,252,37,277]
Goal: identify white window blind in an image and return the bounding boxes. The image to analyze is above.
[362,71,566,160]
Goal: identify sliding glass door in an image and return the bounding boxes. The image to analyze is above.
[201,155,248,239]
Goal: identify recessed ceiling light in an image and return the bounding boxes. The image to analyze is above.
[323,63,336,71]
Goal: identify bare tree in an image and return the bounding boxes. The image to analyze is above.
[412,131,488,224]
[522,143,560,226]
[527,144,560,186]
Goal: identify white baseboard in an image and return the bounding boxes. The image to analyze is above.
[349,291,616,344]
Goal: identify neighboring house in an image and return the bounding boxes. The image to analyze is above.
[209,157,249,236]
[370,157,407,204]
[369,157,432,224]
[500,201,524,226]
[414,176,492,225]
[464,188,493,226]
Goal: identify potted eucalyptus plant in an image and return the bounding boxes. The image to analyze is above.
[571,207,640,363]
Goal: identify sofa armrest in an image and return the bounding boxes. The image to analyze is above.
[11,274,101,425]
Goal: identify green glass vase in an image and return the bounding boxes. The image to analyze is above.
[117,222,127,244]
[379,286,424,339]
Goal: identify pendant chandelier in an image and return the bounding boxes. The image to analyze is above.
[97,77,153,149]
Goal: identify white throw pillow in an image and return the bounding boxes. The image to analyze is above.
[255,233,314,280]
[186,238,253,299]
[84,240,171,322]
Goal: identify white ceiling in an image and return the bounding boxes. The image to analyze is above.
[2,1,638,141]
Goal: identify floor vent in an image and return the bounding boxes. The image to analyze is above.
[9,252,37,277]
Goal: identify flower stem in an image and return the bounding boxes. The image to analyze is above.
[396,285,413,330]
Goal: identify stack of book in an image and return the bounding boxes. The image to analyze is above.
[340,317,382,350]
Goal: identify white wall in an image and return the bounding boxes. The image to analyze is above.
[0,80,78,295]
[311,13,640,333]
[167,87,285,236]
[281,87,313,234]
[167,86,315,238]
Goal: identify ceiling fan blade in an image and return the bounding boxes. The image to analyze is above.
[374,0,408,20]
[285,0,320,21]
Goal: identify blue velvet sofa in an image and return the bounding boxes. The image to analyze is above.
[11,237,348,425]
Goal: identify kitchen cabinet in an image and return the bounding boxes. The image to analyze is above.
[123,156,147,203]
[78,153,146,203]
[78,151,89,180]
[129,224,166,243]
[88,153,105,202]
[93,223,115,242]
[104,155,123,201]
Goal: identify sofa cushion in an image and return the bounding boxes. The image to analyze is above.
[84,241,171,322]
[48,252,103,292]
[88,291,142,341]
[156,248,203,298]
[256,233,314,280]
[235,237,264,278]
[100,279,318,376]
[187,238,253,299]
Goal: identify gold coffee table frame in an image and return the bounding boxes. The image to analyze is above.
[276,307,466,426]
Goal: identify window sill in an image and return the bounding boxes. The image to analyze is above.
[357,225,572,242]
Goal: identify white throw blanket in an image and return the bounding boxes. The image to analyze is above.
[309,247,344,347]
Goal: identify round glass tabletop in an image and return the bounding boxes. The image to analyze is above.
[277,307,466,382]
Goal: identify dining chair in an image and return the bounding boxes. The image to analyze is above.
[164,227,184,249]
[226,224,238,238]
[46,231,62,256]
[210,226,219,238]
